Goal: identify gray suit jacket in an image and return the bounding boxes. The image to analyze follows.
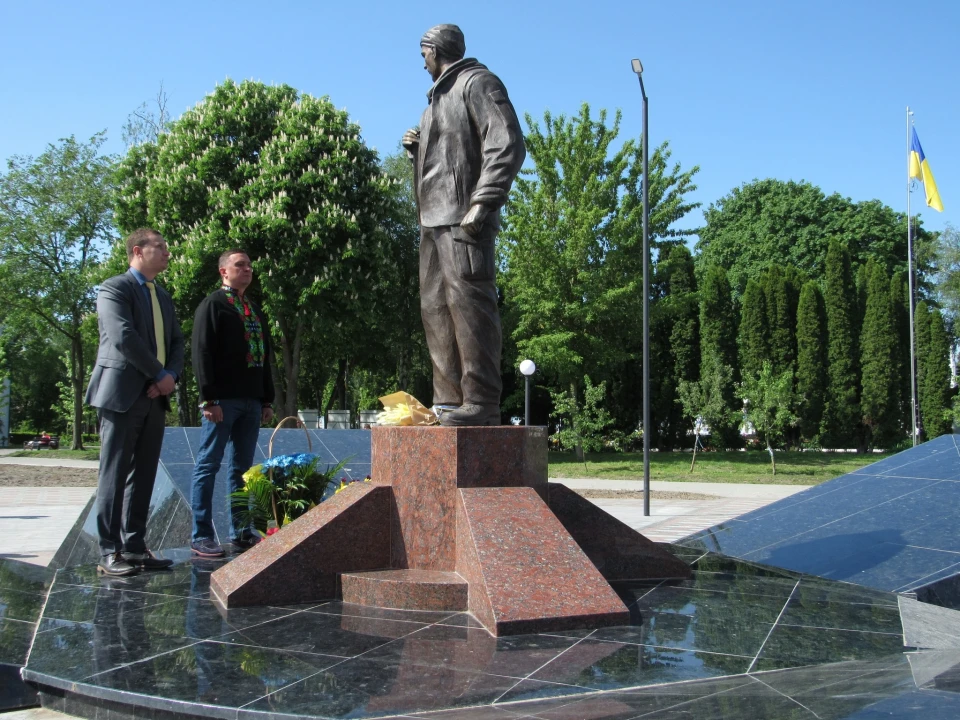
[85,270,184,413]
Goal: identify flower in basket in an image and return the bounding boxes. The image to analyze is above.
[231,453,350,537]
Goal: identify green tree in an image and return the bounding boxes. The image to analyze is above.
[114,79,400,418]
[0,134,115,449]
[859,260,899,448]
[676,364,737,471]
[795,281,827,444]
[654,244,700,449]
[549,376,617,460]
[738,361,798,475]
[822,240,861,449]
[890,273,911,437]
[764,265,799,376]
[738,278,768,380]
[500,103,700,438]
[0,317,66,434]
[914,300,932,440]
[698,265,739,448]
[696,179,936,297]
[921,307,952,439]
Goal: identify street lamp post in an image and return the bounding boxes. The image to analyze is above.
[631,58,651,517]
[520,359,536,426]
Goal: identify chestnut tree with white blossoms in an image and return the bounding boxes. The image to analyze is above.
[114,79,404,418]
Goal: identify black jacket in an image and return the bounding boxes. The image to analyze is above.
[192,289,274,404]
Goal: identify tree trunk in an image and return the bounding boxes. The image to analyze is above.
[690,430,698,473]
[70,334,85,451]
[279,315,304,419]
[176,379,192,426]
[767,440,776,475]
[571,380,584,464]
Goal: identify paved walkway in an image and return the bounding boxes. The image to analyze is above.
[0,454,807,568]
[553,478,805,542]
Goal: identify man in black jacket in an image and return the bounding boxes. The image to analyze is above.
[402,24,525,426]
[189,249,274,557]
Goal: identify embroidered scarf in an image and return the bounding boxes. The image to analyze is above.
[222,286,265,368]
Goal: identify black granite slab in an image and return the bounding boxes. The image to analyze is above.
[678,435,960,604]
[20,548,960,720]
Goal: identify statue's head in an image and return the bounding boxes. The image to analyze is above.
[420,24,465,80]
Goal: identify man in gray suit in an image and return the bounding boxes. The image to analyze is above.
[86,228,184,576]
[402,24,525,426]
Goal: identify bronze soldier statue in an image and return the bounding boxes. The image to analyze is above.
[402,24,526,426]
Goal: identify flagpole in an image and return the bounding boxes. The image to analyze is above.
[906,106,918,446]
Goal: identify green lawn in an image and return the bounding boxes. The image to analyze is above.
[548,450,892,485]
[9,448,101,461]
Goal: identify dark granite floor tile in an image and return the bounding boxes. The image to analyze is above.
[665,571,799,600]
[26,618,199,681]
[238,656,534,719]
[363,624,582,679]
[408,704,532,719]
[837,689,960,719]
[217,607,425,658]
[0,557,54,592]
[625,690,820,719]
[590,611,773,659]
[500,676,760,720]
[0,617,35,665]
[306,600,461,625]
[753,624,906,672]
[530,640,753,690]
[87,641,337,713]
[659,543,708,564]
[633,584,789,626]
[435,612,490,630]
[41,583,184,623]
[752,655,919,718]
[779,596,904,634]
[0,588,47,623]
[691,555,800,580]
[794,576,901,607]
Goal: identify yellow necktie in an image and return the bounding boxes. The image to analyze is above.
[145,281,167,366]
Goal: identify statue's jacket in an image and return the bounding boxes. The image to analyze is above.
[414,58,526,229]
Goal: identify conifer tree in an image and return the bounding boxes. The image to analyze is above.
[890,273,911,437]
[922,308,952,438]
[796,280,827,443]
[699,265,739,447]
[765,265,797,375]
[914,301,931,440]
[739,278,768,379]
[860,260,898,448]
[822,241,861,448]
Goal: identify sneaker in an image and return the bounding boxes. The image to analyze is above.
[122,549,174,570]
[191,538,225,558]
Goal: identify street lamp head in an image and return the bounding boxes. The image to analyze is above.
[519,359,536,376]
[631,58,643,75]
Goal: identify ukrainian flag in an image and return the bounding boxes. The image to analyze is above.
[909,127,944,212]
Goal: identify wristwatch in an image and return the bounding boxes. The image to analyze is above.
[198,400,219,410]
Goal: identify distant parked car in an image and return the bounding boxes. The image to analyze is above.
[23,434,59,450]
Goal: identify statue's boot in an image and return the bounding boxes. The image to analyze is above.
[438,403,500,427]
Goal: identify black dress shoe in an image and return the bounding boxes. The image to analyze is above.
[438,404,500,427]
[98,553,140,577]
[123,549,173,570]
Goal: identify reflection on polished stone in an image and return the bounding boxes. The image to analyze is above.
[17,547,960,720]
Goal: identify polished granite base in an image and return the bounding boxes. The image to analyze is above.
[211,427,687,635]
[19,548,960,719]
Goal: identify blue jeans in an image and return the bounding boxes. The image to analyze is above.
[190,398,262,542]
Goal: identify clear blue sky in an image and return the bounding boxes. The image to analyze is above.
[1,0,957,235]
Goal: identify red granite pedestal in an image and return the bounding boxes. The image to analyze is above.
[210,426,691,636]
